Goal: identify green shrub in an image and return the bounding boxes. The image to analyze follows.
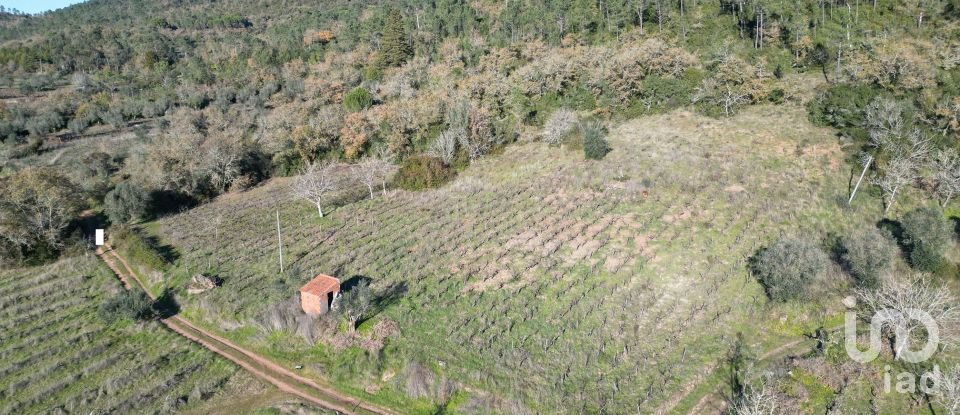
[806,84,883,142]
[910,243,944,272]
[362,66,383,82]
[111,226,169,271]
[583,123,611,160]
[394,155,454,190]
[104,182,152,224]
[840,227,897,288]
[901,207,952,271]
[98,289,155,323]
[343,87,373,112]
[751,236,828,302]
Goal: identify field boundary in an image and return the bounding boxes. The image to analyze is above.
[95,243,398,415]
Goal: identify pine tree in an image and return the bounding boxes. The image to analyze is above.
[379,11,412,68]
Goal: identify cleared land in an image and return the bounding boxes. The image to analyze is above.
[148,104,881,413]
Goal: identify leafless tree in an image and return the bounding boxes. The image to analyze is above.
[352,157,390,199]
[869,129,930,214]
[729,382,782,415]
[430,128,461,165]
[931,365,960,415]
[204,139,243,192]
[374,145,396,196]
[866,98,907,149]
[543,108,579,146]
[458,129,494,162]
[292,161,338,218]
[870,154,919,214]
[850,98,907,204]
[858,274,960,360]
[932,149,960,207]
[693,78,750,116]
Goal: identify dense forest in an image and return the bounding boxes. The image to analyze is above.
[0,0,958,261]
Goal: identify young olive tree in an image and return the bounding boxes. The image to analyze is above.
[901,206,952,271]
[336,280,372,330]
[292,161,338,218]
[840,227,897,289]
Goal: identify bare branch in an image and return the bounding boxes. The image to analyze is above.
[291,161,338,218]
[857,273,960,359]
[931,365,960,415]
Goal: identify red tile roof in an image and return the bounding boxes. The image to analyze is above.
[300,274,340,296]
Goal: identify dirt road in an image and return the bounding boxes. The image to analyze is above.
[95,244,398,415]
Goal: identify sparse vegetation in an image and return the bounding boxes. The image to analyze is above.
[394,155,453,190]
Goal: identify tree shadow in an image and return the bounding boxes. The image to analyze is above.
[152,287,181,319]
[75,211,109,239]
[341,275,372,292]
[949,216,960,240]
[877,218,907,252]
[343,275,407,327]
[149,189,198,217]
[142,233,180,263]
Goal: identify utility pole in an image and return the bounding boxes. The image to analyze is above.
[849,155,873,205]
[276,207,284,274]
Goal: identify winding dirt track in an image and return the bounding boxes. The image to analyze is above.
[95,244,398,415]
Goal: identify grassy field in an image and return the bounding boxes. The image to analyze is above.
[144,103,900,413]
[0,252,315,414]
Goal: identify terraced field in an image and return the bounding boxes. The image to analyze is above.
[0,254,252,414]
[149,105,881,413]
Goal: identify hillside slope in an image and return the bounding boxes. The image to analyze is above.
[146,103,884,413]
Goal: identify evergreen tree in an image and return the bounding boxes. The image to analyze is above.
[379,11,412,68]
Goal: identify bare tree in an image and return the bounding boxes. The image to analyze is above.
[931,365,960,415]
[858,274,960,360]
[543,108,579,146]
[204,138,243,193]
[870,154,919,214]
[866,97,907,149]
[292,161,338,218]
[729,382,782,415]
[870,129,930,214]
[374,145,396,196]
[352,157,390,199]
[849,98,906,205]
[932,149,960,207]
[430,128,461,165]
[458,129,493,162]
